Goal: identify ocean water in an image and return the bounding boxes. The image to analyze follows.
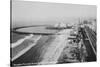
[16,26,59,34]
[11,33,28,43]
[11,26,59,43]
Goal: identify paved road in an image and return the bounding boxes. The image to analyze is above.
[85,26,96,52]
[80,26,96,61]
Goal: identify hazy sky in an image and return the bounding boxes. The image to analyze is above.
[12,0,96,27]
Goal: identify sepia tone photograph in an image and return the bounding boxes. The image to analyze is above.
[10,0,97,67]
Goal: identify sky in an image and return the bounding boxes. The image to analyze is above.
[12,0,97,27]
